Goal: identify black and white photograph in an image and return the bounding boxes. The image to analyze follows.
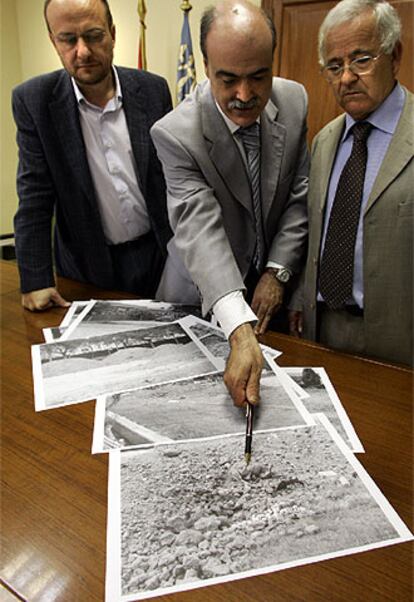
[92,368,313,453]
[284,367,364,452]
[180,315,282,370]
[106,415,412,601]
[32,322,217,411]
[62,299,201,340]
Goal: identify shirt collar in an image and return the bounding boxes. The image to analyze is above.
[343,81,404,140]
[214,100,260,134]
[72,66,122,109]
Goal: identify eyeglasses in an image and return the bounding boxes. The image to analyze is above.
[322,54,381,82]
[53,29,107,49]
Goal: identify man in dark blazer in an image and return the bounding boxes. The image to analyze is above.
[151,0,309,406]
[13,0,173,311]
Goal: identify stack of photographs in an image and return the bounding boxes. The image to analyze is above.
[30,299,412,602]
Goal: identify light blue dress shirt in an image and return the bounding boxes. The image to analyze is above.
[319,83,405,307]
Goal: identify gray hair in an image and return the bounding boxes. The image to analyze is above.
[200,3,276,61]
[318,0,401,66]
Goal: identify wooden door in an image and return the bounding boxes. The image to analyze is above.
[262,0,413,142]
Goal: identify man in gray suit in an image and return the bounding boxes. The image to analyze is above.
[151,0,309,406]
[289,0,413,366]
[13,0,173,311]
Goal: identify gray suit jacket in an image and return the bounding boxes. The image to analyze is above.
[151,78,309,313]
[300,87,413,366]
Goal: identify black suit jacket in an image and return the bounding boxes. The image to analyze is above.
[12,66,173,293]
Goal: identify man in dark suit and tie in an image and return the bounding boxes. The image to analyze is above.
[12,0,173,311]
[151,0,309,406]
[289,0,413,366]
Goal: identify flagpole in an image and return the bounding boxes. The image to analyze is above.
[137,0,147,70]
[176,0,196,104]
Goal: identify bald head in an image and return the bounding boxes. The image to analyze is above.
[200,1,276,61]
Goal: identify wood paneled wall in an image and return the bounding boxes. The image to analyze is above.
[262,0,413,142]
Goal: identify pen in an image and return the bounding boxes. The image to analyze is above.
[244,402,254,465]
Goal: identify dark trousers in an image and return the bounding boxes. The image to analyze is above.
[108,231,165,298]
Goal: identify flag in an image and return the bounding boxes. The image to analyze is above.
[137,0,147,70]
[176,8,196,104]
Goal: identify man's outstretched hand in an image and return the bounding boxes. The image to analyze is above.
[224,322,264,407]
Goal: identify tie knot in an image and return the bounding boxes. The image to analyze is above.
[237,122,260,152]
[351,121,372,142]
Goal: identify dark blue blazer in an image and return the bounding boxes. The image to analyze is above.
[12,66,173,293]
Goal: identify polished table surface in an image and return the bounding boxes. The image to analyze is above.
[1,260,412,602]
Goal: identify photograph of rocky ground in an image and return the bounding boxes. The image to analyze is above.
[116,420,409,599]
[33,323,216,409]
[96,371,311,451]
[64,300,201,339]
[285,368,363,452]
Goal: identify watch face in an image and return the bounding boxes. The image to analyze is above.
[276,269,290,283]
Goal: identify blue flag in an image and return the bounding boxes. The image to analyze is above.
[176,11,196,104]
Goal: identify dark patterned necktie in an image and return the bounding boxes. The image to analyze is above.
[237,123,264,271]
[319,121,372,309]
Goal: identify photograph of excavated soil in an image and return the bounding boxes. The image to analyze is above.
[93,371,312,452]
[107,418,411,601]
[32,322,216,410]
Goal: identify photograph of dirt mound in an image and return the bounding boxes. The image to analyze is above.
[116,421,407,599]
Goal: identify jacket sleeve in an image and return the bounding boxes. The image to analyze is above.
[12,86,56,293]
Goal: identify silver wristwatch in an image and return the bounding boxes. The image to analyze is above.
[268,267,292,284]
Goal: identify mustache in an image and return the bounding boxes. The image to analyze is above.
[228,98,259,110]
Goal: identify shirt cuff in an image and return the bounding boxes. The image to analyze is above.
[266,261,288,271]
[212,290,257,339]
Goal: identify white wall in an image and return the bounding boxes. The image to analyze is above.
[1,0,260,235]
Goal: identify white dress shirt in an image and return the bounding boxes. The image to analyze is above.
[72,67,150,244]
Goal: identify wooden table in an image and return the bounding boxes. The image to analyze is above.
[1,260,412,602]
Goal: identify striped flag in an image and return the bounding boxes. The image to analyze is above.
[176,4,196,104]
[137,0,147,70]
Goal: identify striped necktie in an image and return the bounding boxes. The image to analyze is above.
[237,123,265,271]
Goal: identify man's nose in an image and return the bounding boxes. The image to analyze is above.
[339,65,359,85]
[235,79,253,102]
[75,37,92,58]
